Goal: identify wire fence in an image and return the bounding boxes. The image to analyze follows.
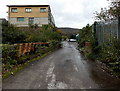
[93,18,120,45]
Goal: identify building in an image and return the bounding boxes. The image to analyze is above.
[7,5,55,27]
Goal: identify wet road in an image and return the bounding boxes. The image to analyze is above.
[3,41,120,89]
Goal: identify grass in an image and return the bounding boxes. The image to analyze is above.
[2,52,50,79]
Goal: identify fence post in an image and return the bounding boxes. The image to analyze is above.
[118,17,120,39]
[28,43,31,53]
[23,43,28,55]
[18,44,23,57]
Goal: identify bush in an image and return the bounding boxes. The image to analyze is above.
[78,24,94,47]
[2,21,62,44]
[2,41,61,76]
[2,21,62,77]
[78,23,120,76]
[99,38,120,63]
[2,44,18,65]
[78,24,99,60]
[2,21,27,44]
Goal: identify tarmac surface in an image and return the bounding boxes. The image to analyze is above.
[2,41,120,89]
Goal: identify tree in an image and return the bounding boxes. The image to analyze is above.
[108,0,120,18]
[95,0,120,21]
[78,24,94,47]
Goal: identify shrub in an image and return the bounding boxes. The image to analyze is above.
[2,21,62,44]
[2,21,26,44]
[99,38,120,63]
[2,44,18,65]
[2,22,62,78]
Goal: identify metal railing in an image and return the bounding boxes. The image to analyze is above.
[93,18,120,45]
[18,42,49,57]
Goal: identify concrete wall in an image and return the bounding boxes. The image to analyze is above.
[34,17,48,26]
[9,17,49,27]
[9,18,28,27]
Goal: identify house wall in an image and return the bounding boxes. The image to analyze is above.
[34,17,48,25]
[9,17,49,27]
[9,7,49,18]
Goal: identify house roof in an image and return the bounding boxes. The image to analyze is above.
[7,5,50,7]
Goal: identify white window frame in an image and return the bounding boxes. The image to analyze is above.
[25,8,32,13]
[11,8,17,13]
[40,8,46,13]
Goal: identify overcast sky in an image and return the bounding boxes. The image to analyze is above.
[0,0,109,28]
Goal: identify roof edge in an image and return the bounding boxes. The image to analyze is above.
[7,5,50,7]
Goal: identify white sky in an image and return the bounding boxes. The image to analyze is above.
[0,0,109,28]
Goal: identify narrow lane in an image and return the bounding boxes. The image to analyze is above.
[3,41,120,89]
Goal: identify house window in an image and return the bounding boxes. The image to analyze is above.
[17,17,24,21]
[40,8,46,12]
[29,17,34,24]
[11,8,17,13]
[25,8,32,12]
